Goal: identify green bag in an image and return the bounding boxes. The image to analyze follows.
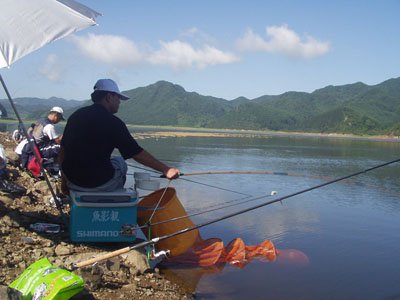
[8,258,84,300]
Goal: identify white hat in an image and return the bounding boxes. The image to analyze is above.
[50,106,65,120]
[93,79,129,100]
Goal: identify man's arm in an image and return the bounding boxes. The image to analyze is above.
[132,150,180,179]
[44,124,62,144]
[54,134,63,144]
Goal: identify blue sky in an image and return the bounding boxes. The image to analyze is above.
[1,0,399,101]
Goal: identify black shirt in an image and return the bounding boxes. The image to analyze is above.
[61,104,143,187]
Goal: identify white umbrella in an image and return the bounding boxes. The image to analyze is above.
[0,0,100,68]
[0,0,101,219]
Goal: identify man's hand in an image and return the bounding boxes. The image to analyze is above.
[164,167,180,179]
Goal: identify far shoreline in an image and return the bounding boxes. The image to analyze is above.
[126,124,400,143]
[1,120,399,142]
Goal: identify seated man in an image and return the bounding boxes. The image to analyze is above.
[61,79,179,193]
[16,107,64,171]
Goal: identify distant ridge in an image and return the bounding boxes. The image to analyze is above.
[1,77,400,135]
[0,97,83,120]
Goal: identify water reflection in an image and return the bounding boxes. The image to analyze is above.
[137,186,310,295]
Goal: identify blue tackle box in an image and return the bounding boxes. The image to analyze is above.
[69,188,138,242]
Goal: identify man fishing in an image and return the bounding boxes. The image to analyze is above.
[61,78,180,193]
[16,107,64,170]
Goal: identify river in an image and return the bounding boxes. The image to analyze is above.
[127,131,400,300]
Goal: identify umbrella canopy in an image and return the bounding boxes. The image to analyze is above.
[0,0,100,69]
[0,0,100,221]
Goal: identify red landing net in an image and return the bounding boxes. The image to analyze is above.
[166,237,277,268]
[138,187,286,268]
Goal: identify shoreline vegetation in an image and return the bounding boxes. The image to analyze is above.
[126,124,400,142]
[2,119,399,142]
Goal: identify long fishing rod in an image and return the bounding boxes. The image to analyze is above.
[178,170,298,176]
[160,170,329,181]
[139,157,397,230]
[128,162,312,179]
[73,158,400,269]
[129,159,329,180]
[136,191,278,230]
[127,163,252,197]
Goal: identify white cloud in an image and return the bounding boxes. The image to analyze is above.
[70,33,142,65]
[69,33,238,70]
[236,24,330,59]
[39,54,62,81]
[148,40,239,69]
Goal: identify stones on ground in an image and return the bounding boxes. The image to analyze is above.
[0,131,188,299]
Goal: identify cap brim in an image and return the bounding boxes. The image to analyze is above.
[118,92,129,100]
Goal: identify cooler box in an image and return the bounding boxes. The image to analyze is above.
[69,188,138,242]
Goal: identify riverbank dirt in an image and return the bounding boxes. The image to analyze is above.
[0,132,192,299]
[132,129,400,142]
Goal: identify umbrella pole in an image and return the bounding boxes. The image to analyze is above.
[0,73,67,223]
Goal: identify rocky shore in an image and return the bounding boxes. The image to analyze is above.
[0,132,191,299]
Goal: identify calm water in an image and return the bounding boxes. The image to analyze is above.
[127,132,400,300]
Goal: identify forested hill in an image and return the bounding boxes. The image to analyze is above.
[0,97,82,120]
[1,78,400,135]
[117,78,400,135]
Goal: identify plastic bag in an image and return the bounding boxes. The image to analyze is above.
[8,257,84,300]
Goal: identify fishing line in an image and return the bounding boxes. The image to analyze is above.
[74,158,400,269]
[143,181,172,261]
[136,191,278,230]
[126,163,252,197]
[185,190,278,215]
[178,177,252,197]
[139,158,400,247]
[146,181,171,224]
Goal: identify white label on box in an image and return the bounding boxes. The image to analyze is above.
[77,230,120,238]
[91,210,120,222]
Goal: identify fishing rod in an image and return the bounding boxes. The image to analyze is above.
[128,162,311,178]
[136,190,278,231]
[0,75,66,223]
[127,164,252,197]
[128,162,326,181]
[73,158,400,269]
[176,170,298,176]
[159,170,329,181]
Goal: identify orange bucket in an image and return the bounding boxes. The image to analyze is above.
[137,187,200,256]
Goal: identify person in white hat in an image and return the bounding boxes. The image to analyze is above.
[60,79,180,193]
[17,106,64,171]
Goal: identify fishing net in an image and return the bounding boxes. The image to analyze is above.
[138,187,277,267]
[167,237,277,267]
[137,187,200,257]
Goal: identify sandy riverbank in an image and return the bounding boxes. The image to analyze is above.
[129,126,400,142]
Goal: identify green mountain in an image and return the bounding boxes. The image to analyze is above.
[2,77,400,136]
[116,78,400,135]
[119,81,231,127]
[0,97,82,119]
